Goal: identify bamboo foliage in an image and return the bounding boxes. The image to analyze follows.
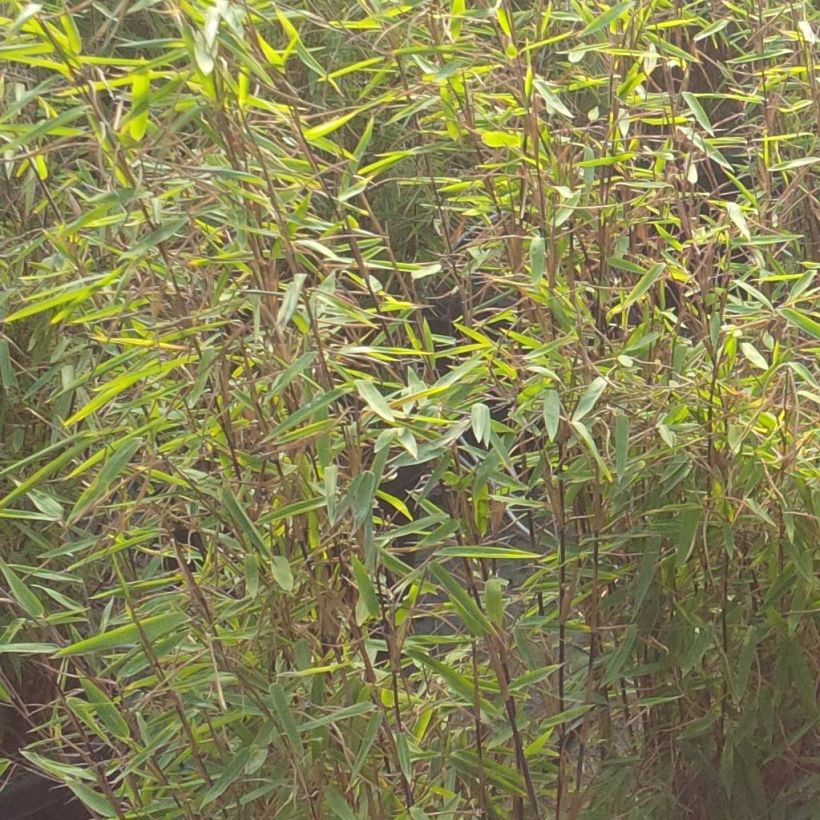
[0,1,818,817]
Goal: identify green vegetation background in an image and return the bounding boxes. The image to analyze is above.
[0,0,818,817]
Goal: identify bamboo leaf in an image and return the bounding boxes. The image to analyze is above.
[470,402,491,446]
[681,92,714,136]
[0,560,44,619]
[221,487,269,555]
[351,555,380,619]
[780,307,820,340]
[572,377,607,422]
[543,389,561,442]
[68,438,142,524]
[355,380,396,422]
[579,2,635,37]
[726,201,751,240]
[271,555,294,593]
[429,562,491,637]
[55,611,187,657]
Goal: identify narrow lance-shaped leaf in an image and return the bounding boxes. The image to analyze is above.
[429,562,491,637]
[543,389,561,442]
[0,560,44,619]
[572,376,607,422]
[579,1,635,37]
[676,507,701,566]
[780,307,820,340]
[726,201,751,240]
[55,611,187,657]
[270,684,304,755]
[355,380,396,422]
[602,623,638,686]
[529,234,546,284]
[351,555,380,619]
[571,419,612,482]
[69,438,142,524]
[221,486,269,555]
[614,414,629,478]
[470,402,491,446]
[681,92,714,136]
[271,555,294,593]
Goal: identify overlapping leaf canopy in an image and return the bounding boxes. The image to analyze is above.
[0,1,817,817]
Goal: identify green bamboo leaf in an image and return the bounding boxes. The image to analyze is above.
[740,342,769,370]
[358,150,414,177]
[610,263,665,318]
[20,749,96,782]
[571,419,612,481]
[326,787,357,820]
[694,19,729,41]
[129,72,150,141]
[396,732,412,782]
[780,307,820,340]
[64,357,193,427]
[80,679,130,738]
[351,555,380,619]
[0,508,62,521]
[270,684,304,755]
[68,785,116,817]
[278,274,307,326]
[202,748,251,804]
[0,642,59,654]
[5,106,86,151]
[481,131,521,149]
[437,546,539,560]
[533,78,573,118]
[470,402,491,446]
[543,389,561,442]
[602,623,638,686]
[451,749,526,794]
[572,376,607,422]
[0,560,44,618]
[404,646,486,709]
[744,497,776,527]
[68,438,142,524]
[529,234,546,284]
[193,31,215,75]
[579,2,634,37]
[352,469,376,529]
[355,380,396,422]
[55,611,186,657]
[121,217,188,259]
[4,282,102,323]
[768,156,819,171]
[734,625,757,702]
[221,487,269,554]
[634,536,660,614]
[11,3,43,32]
[299,702,374,733]
[675,507,701,566]
[449,0,466,40]
[429,562,491,637]
[681,92,714,136]
[304,109,359,141]
[726,201,751,240]
[351,712,382,779]
[243,554,260,599]
[614,414,629,478]
[26,488,63,520]
[271,555,294,593]
[509,665,561,693]
[484,577,505,626]
[397,427,418,458]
